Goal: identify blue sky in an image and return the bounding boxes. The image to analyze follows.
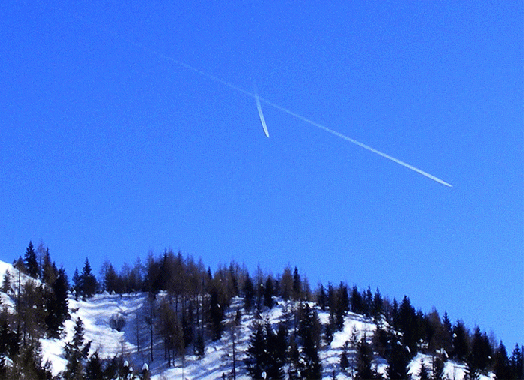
[1,1,522,347]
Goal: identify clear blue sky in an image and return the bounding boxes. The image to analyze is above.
[1,1,522,347]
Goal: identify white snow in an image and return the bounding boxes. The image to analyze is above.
[0,261,495,379]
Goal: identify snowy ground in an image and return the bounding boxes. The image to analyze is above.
[0,260,494,379]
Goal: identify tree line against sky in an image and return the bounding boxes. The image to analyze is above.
[0,241,521,379]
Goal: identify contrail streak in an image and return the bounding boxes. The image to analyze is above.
[254,85,270,138]
[134,43,452,187]
[260,98,453,188]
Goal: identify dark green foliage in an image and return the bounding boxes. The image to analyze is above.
[45,268,69,338]
[245,321,287,380]
[324,314,334,345]
[24,241,39,278]
[493,342,512,380]
[84,351,104,380]
[511,344,523,380]
[467,326,493,378]
[243,274,255,312]
[318,284,326,311]
[397,296,418,356]
[63,317,91,380]
[355,334,378,380]
[41,249,57,286]
[419,363,430,380]
[387,338,410,380]
[81,258,98,299]
[350,286,363,314]
[102,262,121,294]
[72,259,98,300]
[297,304,322,379]
[208,286,225,341]
[10,343,52,380]
[263,276,274,309]
[193,330,205,357]
[293,267,301,301]
[340,350,350,371]
[246,322,265,379]
[335,283,349,330]
[372,288,383,323]
[432,356,445,380]
[452,321,469,362]
[372,326,392,358]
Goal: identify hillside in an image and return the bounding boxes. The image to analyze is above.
[0,258,498,380]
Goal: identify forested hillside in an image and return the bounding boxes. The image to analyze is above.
[0,241,521,379]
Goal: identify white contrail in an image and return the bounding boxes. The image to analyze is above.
[132,43,452,187]
[260,98,453,188]
[254,85,269,138]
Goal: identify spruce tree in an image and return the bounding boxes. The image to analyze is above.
[85,351,104,380]
[81,258,97,299]
[45,268,69,338]
[318,284,326,311]
[245,322,266,379]
[493,342,511,380]
[72,269,81,300]
[467,327,492,377]
[292,267,301,301]
[356,334,376,380]
[24,241,39,278]
[387,338,410,380]
[511,344,523,380]
[263,276,274,309]
[298,304,322,379]
[432,356,445,380]
[243,274,255,312]
[246,321,287,380]
[452,321,469,362]
[63,317,91,380]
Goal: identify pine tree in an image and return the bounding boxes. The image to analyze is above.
[350,285,363,314]
[245,322,266,379]
[373,288,383,324]
[432,356,445,380]
[85,351,104,380]
[208,286,224,341]
[452,321,469,362]
[63,317,91,380]
[298,304,322,379]
[243,274,255,312]
[398,296,417,356]
[335,283,348,330]
[72,269,81,300]
[493,342,511,380]
[24,241,39,278]
[387,337,410,380]
[318,284,326,311]
[467,327,492,378]
[356,334,376,380]
[102,261,120,294]
[193,329,205,357]
[263,276,274,309]
[45,268,69,338]
[511,344,523,380]
[292,267,301,301]
[81,258,97,299]
[41,248,57,286]
[245,321,287,380]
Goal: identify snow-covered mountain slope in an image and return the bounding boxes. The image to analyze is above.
[0,261,494,380]
[36,293,493,380]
